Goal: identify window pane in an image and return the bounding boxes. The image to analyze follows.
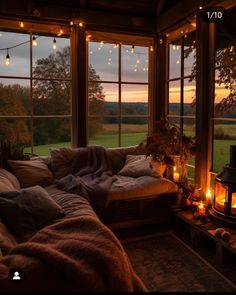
[169,42,181,79]
[0,79,30,115]
[121,45,148,83]
[169,80,181,115]
[33,80,71,115]
[214,68,235,118]
[187,165,195,183]
[121,84,148,116]
[32,118,71,156]
[213,120,236,172]
[88,83,118,116]
[184,31,196,77]
[33,36,70,79]
[0,118,31,146]
[121,117,148,147]
[88,42,118,81]
[0,31,30,77]
[184,78,196,115]
[88,117,119,148]
[183,118,195,167]
[168,116,180,128]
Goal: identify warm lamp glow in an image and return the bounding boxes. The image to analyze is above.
[198,201,206,215]
[79,22,84,27]
[5,49,10,66]
[150,44,153,52]
[53,37,57,50]
[20,21,24,28]
[173,166,180,182]
[32,36,37,46]
[131,45,135,53]
[206,189,212,205]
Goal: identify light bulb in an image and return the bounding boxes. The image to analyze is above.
[159,39,163,44]
[150,44,153,51]
[32,36,37,46]
[53,37,57,50]
[114,44,117,49]
[20,21,24,28]
[131,45,135,53]
[137,59,140,64]
[173,45,176,50]
[79,22,84,27]
[57,28,64,36]
[176,60,180,64]
[100,41,104,47]
[5,49,10,66]
[70,20,74,26]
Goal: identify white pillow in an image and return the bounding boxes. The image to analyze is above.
[118,155,166,178]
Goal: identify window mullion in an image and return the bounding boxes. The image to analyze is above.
[118,43,122,147]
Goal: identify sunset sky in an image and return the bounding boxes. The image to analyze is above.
[0,31,230,104]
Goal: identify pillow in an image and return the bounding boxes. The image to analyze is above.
[118,155,166,178]
[0,169,21,192]
[0,219,18,255]
[50,147,81,179]
[0,185,65,241]
[8,159,54,188]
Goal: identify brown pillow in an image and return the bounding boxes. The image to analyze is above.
[50,147,80,179]
[0,169,21,192]
[8,159,54,188]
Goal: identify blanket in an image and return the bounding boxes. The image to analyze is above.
[57,146,115,210]
[0,215,147,292]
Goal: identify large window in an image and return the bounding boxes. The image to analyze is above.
[212,6,236,173]
[168,30,196,181]
[88,37,150,148]
[0,31,71,156]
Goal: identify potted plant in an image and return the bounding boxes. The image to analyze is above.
[141,118,196,182]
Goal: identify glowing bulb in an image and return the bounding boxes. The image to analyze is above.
[176,60,180,64]
[53,37,57,50]
[159,39,163,44]
[32,36,37,46]
[70,20,74,26]
[57,28,64,36]
[114,44,117,49]
[150,44,153,51]
[176,45,179,50]
[134,68,137,72]
[79,22,84,27]
[100,41,104,47]
[5,49,10,66]
[199,6,203,10]
[230,46,234,52]
[131,45,135,53]
[173,45,176,50]
[137,59,140,64]
[20,21,24,28]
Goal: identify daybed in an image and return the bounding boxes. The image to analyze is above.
[0,145,178,291]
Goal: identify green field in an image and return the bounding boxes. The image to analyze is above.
[24,123,236,175]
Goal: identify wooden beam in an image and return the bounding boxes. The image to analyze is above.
[71,27,87,147]
[195,14,215,194]
[0,1,156,34]
[156,0,220,32]
[156,0,165,17]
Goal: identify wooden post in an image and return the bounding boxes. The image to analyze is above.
[71,26,87,147]
[195,15,215,193]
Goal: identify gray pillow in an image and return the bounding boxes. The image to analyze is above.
[0,186,65,241]
[118,155,165,178]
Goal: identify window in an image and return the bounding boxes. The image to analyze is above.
[0,31,71,156]
[88,37,150,148]
[212,7,236,173]
[168,30,196,181]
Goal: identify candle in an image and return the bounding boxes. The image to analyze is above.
[198,201,206,215]
[206,189,212,206]
[173,166,180,181]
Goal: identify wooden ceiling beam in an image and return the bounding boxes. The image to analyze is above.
[156,0,165,17]
[0,0,156,34]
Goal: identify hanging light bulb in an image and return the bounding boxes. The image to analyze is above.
[53,37,57,50]
[113,43,117,49]
[20,21,24,28]
[131,45,135,53]
[173,44,176,50]
[176,45,179,50]
[32,36,37,46]
[136,59,140,64]
[79,22,84,27]
[230,46,234,52]
[5,49,10,66]
[176,59,180,64]
[70,20,74,26]
[150,43,154,52]
[100,41,104,47]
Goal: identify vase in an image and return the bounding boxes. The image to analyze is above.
[166,154,188,182]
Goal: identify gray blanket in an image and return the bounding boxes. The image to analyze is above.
[57,146,115,210]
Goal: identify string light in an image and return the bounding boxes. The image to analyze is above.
[159,38,163,44]
[20,21,24,28]
[32,36,37,46]
[70,20,74,26]
[176,59,180,64]
[113,43,117,49]
[100,41,104,47]
[131,45,135,53]
[150,44,153,52]
[5,49,10,65]
[79,22,84,27]
[199,6,203,10]
[53,37,57,50]
[173,44,176,50]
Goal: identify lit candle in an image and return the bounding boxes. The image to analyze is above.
[206,189,212,206]
[173,166,180,182]
[198,201,206,215]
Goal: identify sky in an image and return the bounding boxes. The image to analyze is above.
[0,31,229,104]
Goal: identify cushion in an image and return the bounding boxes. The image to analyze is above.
[118,155,165,178]
[8,159,54,188]
[0,185,65,241]
[0,219,18,255]
[0,169,21,192]
[50,147,80,179]
[109,175,178,201]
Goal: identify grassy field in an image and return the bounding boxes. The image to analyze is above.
[24,123,236,175]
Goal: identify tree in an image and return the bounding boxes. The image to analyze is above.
[32,46,105,144]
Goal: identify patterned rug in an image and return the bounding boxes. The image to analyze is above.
[122,232,236,292]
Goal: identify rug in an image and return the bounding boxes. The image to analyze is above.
[122,232,236,292]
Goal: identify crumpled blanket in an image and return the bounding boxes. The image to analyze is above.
[0,215,147,292]
[57,146,115,210]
